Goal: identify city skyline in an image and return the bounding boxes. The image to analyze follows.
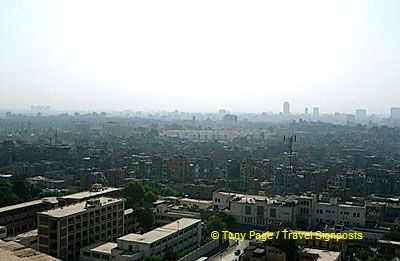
[1,0,400,114]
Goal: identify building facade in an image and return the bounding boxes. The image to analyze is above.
[38,197,125,261]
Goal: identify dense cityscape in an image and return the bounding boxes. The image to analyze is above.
[0,104,400,260]
[2,0,400,260]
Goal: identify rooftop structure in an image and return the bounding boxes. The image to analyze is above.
[39,197,121,219]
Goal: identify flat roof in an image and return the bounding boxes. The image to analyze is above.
[82,242,117,255]
[124,208,134,215]
[4,229,38,242]
[0,197,58,214]
[39,197,123,218]
[301,248,340,260]
[118,218,201,245]
[61,187,122,200]
[215,191,296,204]
[0,240,60,260]
[180,198,213,204]
[378,240,400,246]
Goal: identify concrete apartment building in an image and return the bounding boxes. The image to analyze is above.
[0,197,58,236]
[38,197,125,261]
[81,218,202,261]
[213,191,366,228]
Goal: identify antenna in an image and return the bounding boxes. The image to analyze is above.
[284,134,297,174]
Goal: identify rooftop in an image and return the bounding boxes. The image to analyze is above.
[39,197,123,218]
[0,240,60,260]
[82,242,117,255]
[0,197,58,214]
[378,240,400,246]
[4,229,37,242]
[216,191,296,205]
[61,187,122,200]
[118,218,201,245]
[301,248,340,261]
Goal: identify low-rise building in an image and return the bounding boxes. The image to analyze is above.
[213,192,297,227]
[0,197,58,236]
[377,239,400,260]
[81,218,202,260]
[213,192,366,229]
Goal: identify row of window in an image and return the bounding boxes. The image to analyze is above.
[315,209,362,217]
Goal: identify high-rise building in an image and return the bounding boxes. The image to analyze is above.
[312,107,319,118]
[38,197,125,261]
[283,102,290,115]
[355,109,367,119]
[391,107,400,119]
[304,108,309,115]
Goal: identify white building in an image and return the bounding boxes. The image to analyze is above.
[213,192,297,227]
[213,192,366,228]
[81,218,202,261]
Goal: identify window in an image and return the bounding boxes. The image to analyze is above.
[257,206,264,217]
[270,208,276,218]
[245,206,251,215]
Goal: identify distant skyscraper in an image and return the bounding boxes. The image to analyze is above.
[283,102,290,115]
[312,107,319,118]
[391,107,400,119]
[355,109,367,119]
[304,108,309,114]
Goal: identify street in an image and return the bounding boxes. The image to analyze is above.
[210,240,249,261]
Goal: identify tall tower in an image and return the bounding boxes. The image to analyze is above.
[283,102,290,115]
[313,107,319,118]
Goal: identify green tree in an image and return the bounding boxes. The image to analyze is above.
[344,245,384,261]
[124,181,157,232]
[206,215,228,235]
[0,180,19,207]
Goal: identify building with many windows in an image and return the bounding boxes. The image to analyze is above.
[38,197,125,261]
[0,197,58,236]
[213,192,366,228]
[81,218,202,261]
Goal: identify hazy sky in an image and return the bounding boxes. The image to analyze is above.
[0,0,399,114]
